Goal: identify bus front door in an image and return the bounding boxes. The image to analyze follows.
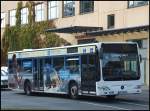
[81,54,97,93]
[33,59,44,91]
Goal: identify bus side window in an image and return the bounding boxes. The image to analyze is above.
[53,57,64,72]
[66,56,79,75]
[9,59,22,74]
[43,58,52,87]
[8,60,13,74]
[17,59,22,72]
[52,57,65,85]
[22,59,32,73]
[95,55,100,81]
[88,55,96,80]
[88,54,100,81]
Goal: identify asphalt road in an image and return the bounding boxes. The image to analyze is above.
[1,87,149,110]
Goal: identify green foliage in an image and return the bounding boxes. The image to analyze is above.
[26,1,35,25]
[4,1,70,51]
[45,33,70,47]
[1,25,10,66]
[16,2,22,26]
[1,1,70,66]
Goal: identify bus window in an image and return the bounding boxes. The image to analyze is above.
[52,57,64,87]
[102,44,140,81]
[43,58,52,87]
[8,59,22,74]
[8,60,13,74]
[17,59,22,72]
[66,56,80,75]
[88,55,97,80]
[22,59,32,74]
[53,57,64,72]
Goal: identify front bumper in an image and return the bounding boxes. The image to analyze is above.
[97,85,142,96]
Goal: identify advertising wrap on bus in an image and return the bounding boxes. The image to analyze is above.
[8,42,142,99]
[43,60,80,93]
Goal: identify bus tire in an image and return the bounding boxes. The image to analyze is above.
[24,82,32,95]
[69,82,78,99]
[106,95,116,99]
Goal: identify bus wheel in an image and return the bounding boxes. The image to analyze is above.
[106,95,116,99]
[24,82,31,95]
[69,83,78,99]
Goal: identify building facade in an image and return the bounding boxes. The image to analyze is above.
[1,1,149,85]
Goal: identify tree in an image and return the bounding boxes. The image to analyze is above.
[1,25,10,66]
[1,1,70,66]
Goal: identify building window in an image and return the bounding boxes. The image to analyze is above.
[128,1,149,8]
[35,3,44,22]
[1,13,6,28]
[107,14,115,29]
[63,1,75,17]
[9,10,16,26]
[80,1,94,14]
[21,7,28,24]
[48,1,59,20]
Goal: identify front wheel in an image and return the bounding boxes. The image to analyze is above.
[24,82,32,95]
[69,83,78,99]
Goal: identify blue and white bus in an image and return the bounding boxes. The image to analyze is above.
[8,42,142,99]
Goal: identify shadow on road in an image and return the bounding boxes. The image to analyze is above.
[14,92,120,103]
[11,90,148,104]
[16,92,69,99]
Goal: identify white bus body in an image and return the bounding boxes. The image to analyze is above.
[8,42,142,99]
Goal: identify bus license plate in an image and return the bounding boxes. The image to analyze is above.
[118,91,127,94]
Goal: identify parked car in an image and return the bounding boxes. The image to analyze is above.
[1,66,8,88]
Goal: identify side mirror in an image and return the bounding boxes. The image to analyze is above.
[139,54,142,63]
[99,48,103,59]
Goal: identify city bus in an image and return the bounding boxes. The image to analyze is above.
[8,42,142,99]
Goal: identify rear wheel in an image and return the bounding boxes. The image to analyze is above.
[24,82,32,95]
[69,83,78,99]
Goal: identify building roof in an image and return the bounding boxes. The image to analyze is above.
[45,26,103,33]
[86,25,149,36]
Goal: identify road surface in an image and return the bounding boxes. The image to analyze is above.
[1,87,149,110]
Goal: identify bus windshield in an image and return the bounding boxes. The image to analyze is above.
[101,44,140,81]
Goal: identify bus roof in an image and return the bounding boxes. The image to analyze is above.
[8,42,136,54]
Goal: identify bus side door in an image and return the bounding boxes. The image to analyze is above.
[33,59,44,91]
[81,54,98,93]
